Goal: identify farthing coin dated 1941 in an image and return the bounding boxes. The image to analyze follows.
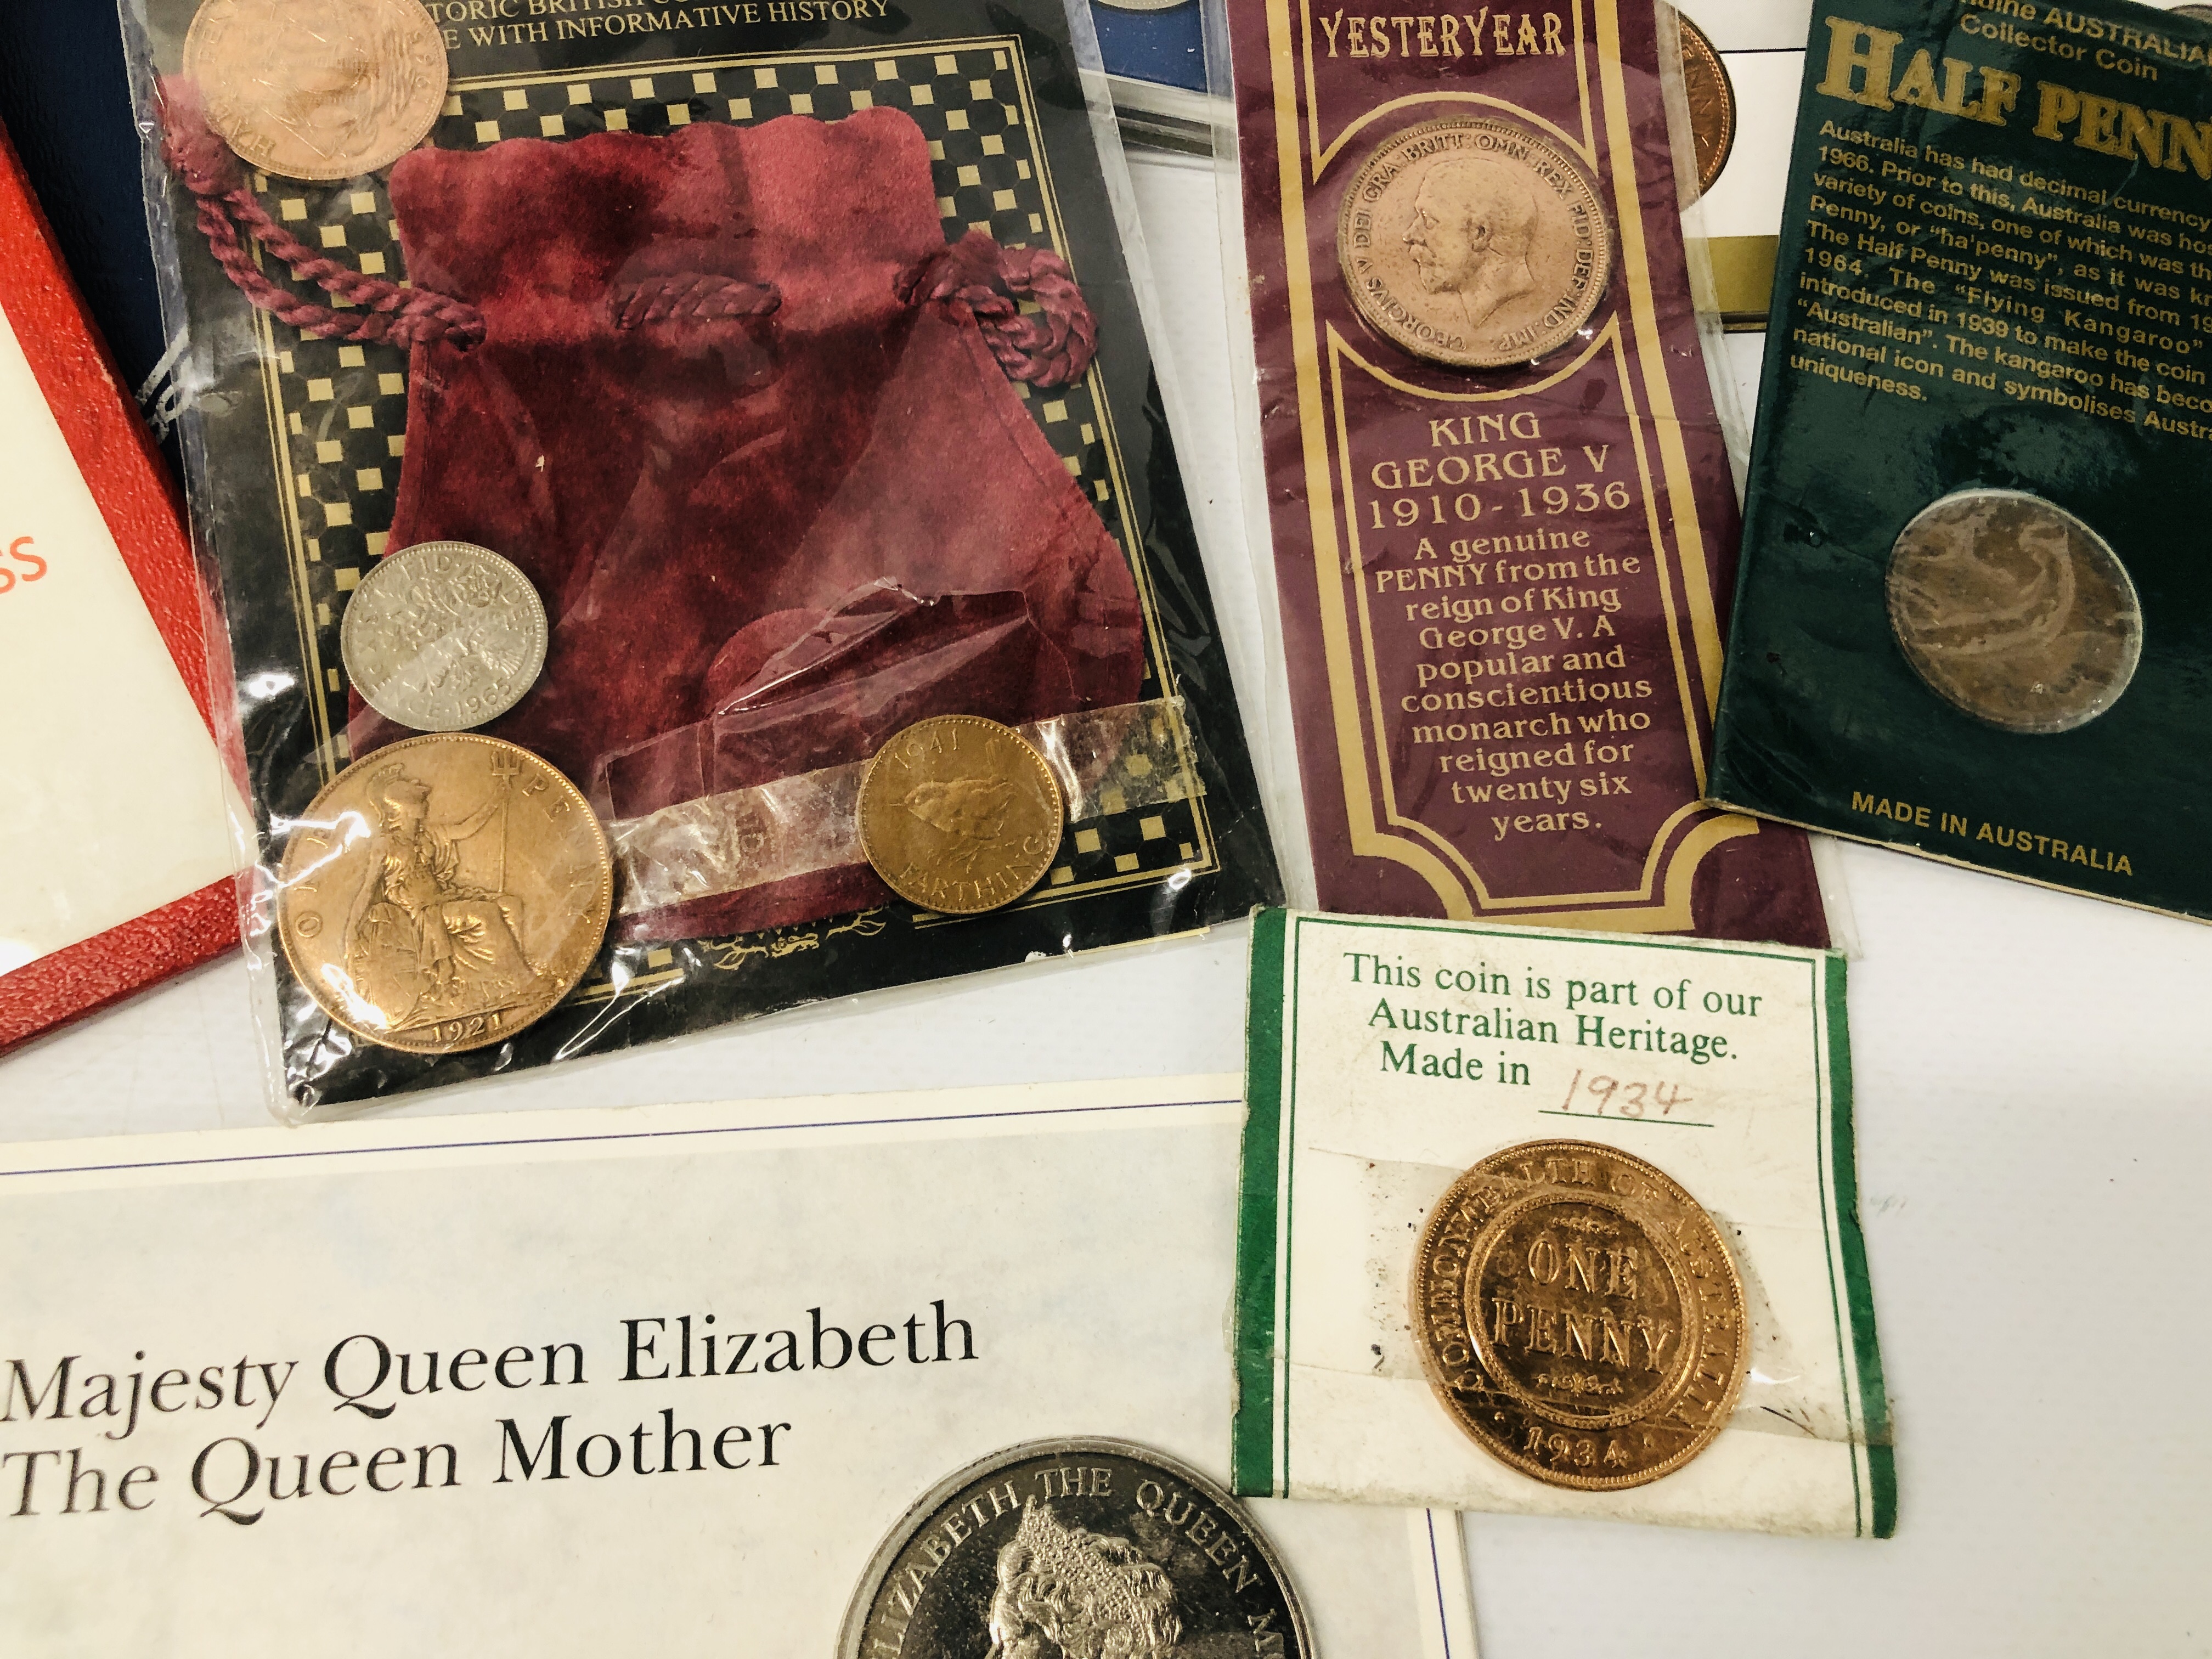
[1886,488,2143,735]
[839,1438,1310,1659]
[1338,116,1613,370]
[1411,1139,1748,1489]
[275,734,613,1056]
[1671,8,1736,198]
[183,0,449,182]
[856,715,1065,915]
[340,541,549,733]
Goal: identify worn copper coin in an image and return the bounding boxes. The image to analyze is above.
[1411,1139,1747,1489]
[839,1438,1310,1659]
[1672,8,1736,198]
[1339,116,1612,369]
[1886,489,2141,734]
[275,734,612,1054]
[341,541,549,733]
[856,715,1064,915]
[183,0,449,182]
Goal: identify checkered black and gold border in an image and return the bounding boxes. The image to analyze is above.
[235,36,1218,962]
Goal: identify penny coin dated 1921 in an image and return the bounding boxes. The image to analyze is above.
[340,541,549,733]
[1886,488,2142,735]
[1410,1139,1748,1489]
[183,0,449,182]
[838,1438,1311,1659]
[856,715,1065,915]
[1671,8,1737,198]
[1339,116,1613,370]
[275,733,613,1056]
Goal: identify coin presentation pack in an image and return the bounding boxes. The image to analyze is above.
[1710,0,2212,924]
[0,1077,1478,1655]
[0,117,238,1053]
[121,0,1279,1112]
[1235,909,1892,1535]
[1220,0,1829,945]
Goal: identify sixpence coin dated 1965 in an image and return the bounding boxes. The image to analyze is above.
[1672,8,1737,198]
[838,1438,1311,1659]
[1886,488,2142,735]
[1338,116,1613,370]
[275,733,612,1056]
[182,0,449,182]
[1410,1139,1748,1489]
[340,541,549,733]
[856,715,1065,915]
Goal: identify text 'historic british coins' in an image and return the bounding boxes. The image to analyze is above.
[340,540,549,733]
[840,1439,1310,1659]
[1886,489,2142,736]
[857,715,1065,915]
[182,0,449,181]
[1412,1139,1747,1488]
[1338,116,1613,369]
[275,734,613,1055]
[1673,10,1735,198]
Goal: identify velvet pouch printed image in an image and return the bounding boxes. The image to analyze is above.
[1710,0,2212,922]
[124,0,1278,1110]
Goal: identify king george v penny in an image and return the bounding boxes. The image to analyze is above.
[341,541,549,733]
[839,1438,1310,1659]
[1411,1139,1748,1489]
[1339,116,1613,369]
[276,734,613,1055]
[1886,489,2142,735]
[1672,8,1737,198]
[856,715,1065,915]
[183,0,449,181]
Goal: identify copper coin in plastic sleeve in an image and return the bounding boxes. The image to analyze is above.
[1410,1139,1747,1489]
[1672,9,1736,198]
[857,716,1065,914]
[183,0,449,182]
[341,541,549,733]
[838,1438,1311,1659]
[1338,116,1613,369]
[276,735,613,1054]
[1886,489,2142,735]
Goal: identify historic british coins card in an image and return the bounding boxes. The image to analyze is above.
[1710,0,2212,924]
[1222,0,1829,945]
[0,1077,1476,1655]
[1234,909,1893,1535]
[122,0,1278,1111]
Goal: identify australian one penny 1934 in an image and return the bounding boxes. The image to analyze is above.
[1410,1139,1748,1489]
[856,716,1066,915]
[1339,116,1613,370]
[839,1439,1311,1659]
[275,734,613,1056]
[183,0,449,182]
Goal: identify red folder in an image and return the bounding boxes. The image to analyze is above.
[0,118,236,1053]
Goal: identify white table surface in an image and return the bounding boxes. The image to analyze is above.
[4,151,2207,1657]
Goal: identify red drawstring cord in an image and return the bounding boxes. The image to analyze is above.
[162,78,1087,381]
[158,76,487,351]
[898,230,1099,389]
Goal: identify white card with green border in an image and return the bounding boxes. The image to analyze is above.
[1232,909,1894,1537]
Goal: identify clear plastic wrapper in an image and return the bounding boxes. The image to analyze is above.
[1205,0,1829,946]
[121,0,1280,1117]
